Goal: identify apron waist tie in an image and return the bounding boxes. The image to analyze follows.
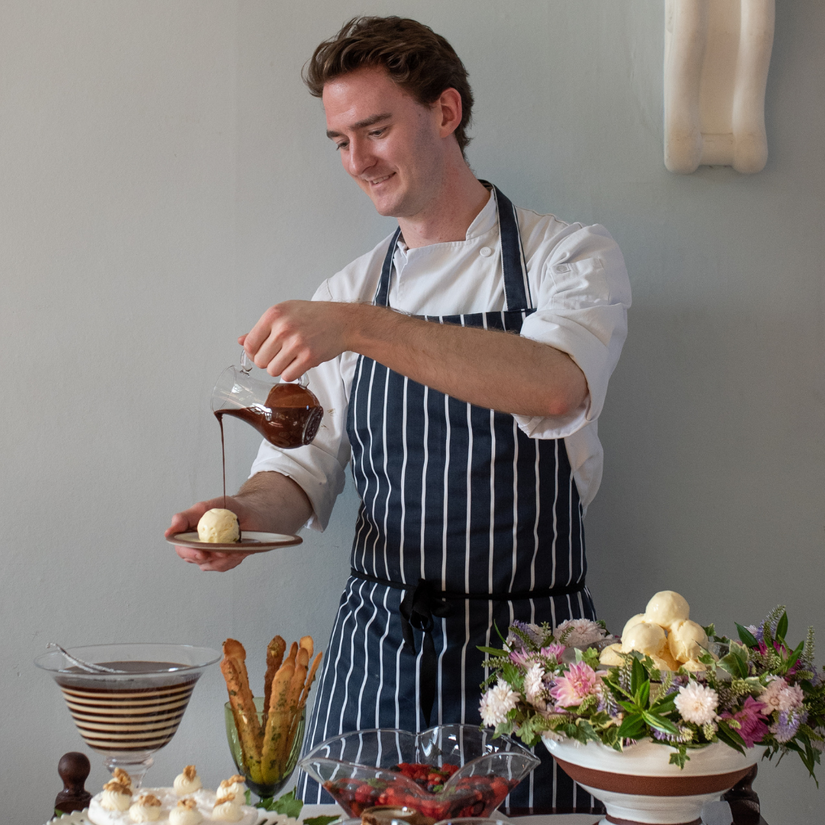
[349,568,586,726]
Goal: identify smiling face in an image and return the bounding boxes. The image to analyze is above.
[323,67,455,222]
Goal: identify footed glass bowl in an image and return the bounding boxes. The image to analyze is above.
[35,643,220,788]
[299,725,540,824]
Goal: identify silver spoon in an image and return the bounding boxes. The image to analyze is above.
[47,643,126,674]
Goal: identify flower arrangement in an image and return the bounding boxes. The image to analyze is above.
[479,608,825,779]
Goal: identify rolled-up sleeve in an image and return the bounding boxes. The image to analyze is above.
[515,223,630,439]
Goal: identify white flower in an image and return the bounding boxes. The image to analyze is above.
[524,662,547,710]
[760,676,803,713]
[674,682,719,726]
[480,679,520,727]
[554,619,607,648]
[778,683,805,712]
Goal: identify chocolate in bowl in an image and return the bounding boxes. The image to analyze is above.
[35,643,220,787]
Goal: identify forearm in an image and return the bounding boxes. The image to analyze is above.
[346,304,587,417]
[235,471,313,535]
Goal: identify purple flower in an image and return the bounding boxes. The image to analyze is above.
[746,624,764,644]
[510,621,543,646]
[653,727,692,744]
[771,708,808,744]
[719,696,770,748]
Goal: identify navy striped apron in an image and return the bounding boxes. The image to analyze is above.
[298,186,596,810]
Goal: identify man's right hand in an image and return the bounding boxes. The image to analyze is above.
[166,496,257,572]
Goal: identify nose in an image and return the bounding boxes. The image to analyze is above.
[345,136,375,177]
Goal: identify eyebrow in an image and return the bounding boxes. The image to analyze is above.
[326,112,392,139]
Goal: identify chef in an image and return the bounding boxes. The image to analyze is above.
[169,16,631,810]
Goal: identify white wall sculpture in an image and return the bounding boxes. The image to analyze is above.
[664,0,775,174]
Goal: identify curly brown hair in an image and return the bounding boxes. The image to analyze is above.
[303,16,474,157]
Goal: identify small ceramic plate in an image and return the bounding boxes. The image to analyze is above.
[167,531,302,553]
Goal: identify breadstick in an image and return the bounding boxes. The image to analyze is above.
[221,640,262,742]
[299,635,313,660]
[264,636,286,713]
[285,641,298,668]
[288,650,323,764]
[220,657,263,784]
[281,648,310,768]
[261,662,294,782]
[297,651,323,715]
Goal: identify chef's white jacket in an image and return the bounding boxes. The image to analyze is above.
[250,191,631,529]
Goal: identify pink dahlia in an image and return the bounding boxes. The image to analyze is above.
[719,696,770,748]
[549,661,602,708]
[540,643,567,663]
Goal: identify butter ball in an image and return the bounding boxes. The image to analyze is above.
[197,509,240,543]
[599,643,626,666]
[679,658,708,673]
[644,590,690,631]
[621,621,667,657]
[621,613,647,638]
[668,619,709,663]
[649,648,680,672]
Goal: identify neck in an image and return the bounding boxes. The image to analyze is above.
[397,164,491,249]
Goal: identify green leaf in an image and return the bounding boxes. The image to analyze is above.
[617,714,647,740]
[305,817,342,825]
[735,623,759,648]
[776,611,789,642]
[478,646,508,656]
[256,789,304,817]
[630,656,647,694]
[715,721,746,756]
[643,712,679,736]
[718,645,749,679]
[637,679,651,709]
[651,693,677,715]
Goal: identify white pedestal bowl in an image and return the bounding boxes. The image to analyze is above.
[543,738,761,825]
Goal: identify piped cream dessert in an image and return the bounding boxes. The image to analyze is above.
[216,776,245,800]
[130,794,163,822]
[88,768,257,825]
[100,780,132,812]
[174,765,203,796]
[212,793,244,822]
[197,509,240,543]
[170,799,204,825]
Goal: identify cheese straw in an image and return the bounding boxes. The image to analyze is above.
[221,634,322,786]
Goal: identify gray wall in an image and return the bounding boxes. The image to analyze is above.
[2,2,822,823]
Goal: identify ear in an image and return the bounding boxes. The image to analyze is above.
[433,87,463,139]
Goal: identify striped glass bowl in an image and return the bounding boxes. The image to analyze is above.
[36,642,220,788]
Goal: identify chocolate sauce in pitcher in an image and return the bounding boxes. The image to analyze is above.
[216,382,323,501]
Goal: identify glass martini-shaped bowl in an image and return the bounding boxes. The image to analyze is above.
[36,642,220,788]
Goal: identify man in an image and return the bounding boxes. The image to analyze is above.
[169,16,630,809]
